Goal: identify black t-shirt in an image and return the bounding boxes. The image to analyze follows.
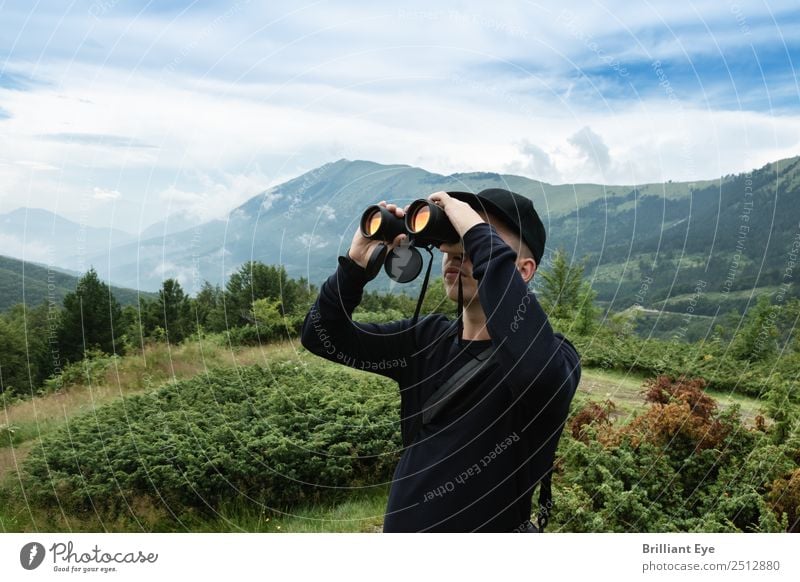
[301,222,581,532]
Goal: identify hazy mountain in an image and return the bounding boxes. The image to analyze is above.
[0,207,135,272]
[83,158,711,293]
[140,212,206,239]
[0,254,153,312]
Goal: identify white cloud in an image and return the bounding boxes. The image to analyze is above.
[157,169,271,223]
[567,126,612,176]
[0,0,798,227]
[316,204,337,222]
[13,160,59,171]
[0,233,52,263]
[298,232,328,249]
[92,187,122,201]
[512,141,559,182]
[260,188,283,212]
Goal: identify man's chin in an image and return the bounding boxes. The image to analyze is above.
[444,282,475,303]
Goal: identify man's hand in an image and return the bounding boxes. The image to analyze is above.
[428,191,484,238]
[346,201,408,269]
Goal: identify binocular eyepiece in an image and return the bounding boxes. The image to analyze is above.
[357,199,460,283]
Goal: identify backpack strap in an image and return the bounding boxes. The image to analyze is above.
[536,469,553,532]
[421,346,495,426]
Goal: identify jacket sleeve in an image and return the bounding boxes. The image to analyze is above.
[462,222,581,404]
[300,255,415,381]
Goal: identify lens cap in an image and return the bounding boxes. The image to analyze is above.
[364,243,389,280]
[384,245,423,283]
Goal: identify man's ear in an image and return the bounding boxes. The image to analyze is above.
[517,257,537,284]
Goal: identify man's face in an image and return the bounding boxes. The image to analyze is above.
[438,211,533,305]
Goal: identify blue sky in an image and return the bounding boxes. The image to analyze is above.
[0,0,798,235]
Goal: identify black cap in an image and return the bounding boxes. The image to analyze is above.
[448,188,546,265]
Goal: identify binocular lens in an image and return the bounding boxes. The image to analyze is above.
[365,208,382,236]
[409,205,430,233]
[405,200,459,246]
[360,205,405,241]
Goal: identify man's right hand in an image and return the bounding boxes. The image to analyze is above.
[347,201,409,269]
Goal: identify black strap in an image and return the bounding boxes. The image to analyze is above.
[410,246,435,356]
[536,470,553,532]
[421,346,494,426]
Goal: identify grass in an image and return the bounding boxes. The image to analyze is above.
[0,479,390,533]
[191,487,389,533]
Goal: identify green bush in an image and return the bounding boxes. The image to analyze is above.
[351,308,406,324]
[225,316,304,346]
[41,349,120,393]
[18,363,401,519]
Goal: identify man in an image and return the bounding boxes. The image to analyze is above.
[300,188,581,532]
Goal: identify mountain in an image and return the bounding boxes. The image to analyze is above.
[83,158,712,293]
[544,155,800,315]
[0,255,154,312]
[68,156,799,318]
[0,207,135,272]
[140,212,206,239]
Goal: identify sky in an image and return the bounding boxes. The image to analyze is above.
[0,0,798,232]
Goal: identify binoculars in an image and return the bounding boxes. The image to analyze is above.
[358,199,459,282]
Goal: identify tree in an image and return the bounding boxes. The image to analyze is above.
[57,268,123,363]
[4,303,57,389]
[730,295,778,362]
[156,279,192,343]
[764,379,796,445]
[251,297,284,333]
[421,277,458,318]
[573,282,600,335]
[193,281,227,333]
[537,248,587,320]
[225,262,290,324]
[0,317,28,394]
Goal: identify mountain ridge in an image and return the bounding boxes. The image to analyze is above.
[3,155,798,316]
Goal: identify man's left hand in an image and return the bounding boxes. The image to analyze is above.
[428,191,484,238]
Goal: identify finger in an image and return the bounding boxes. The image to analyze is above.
[389,233,408,250]
[428,191,448,206]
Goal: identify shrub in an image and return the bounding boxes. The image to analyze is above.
[569,399,615,442]
[18,363,401,521]
[768,468,800,532]
[549,376,798,532]
[225,315,304,346]
[41,349,120,393]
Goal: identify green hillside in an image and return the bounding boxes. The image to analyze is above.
[0,255,153,311]
[545,155,800,315]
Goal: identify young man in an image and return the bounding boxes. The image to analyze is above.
[301,189,581,532]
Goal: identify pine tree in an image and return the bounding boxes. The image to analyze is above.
[538,248,586,320]
[574,281,600,335]
[57,268,123,363]
[156,278,192,343]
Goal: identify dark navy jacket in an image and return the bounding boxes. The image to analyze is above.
[301,222,581,532]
